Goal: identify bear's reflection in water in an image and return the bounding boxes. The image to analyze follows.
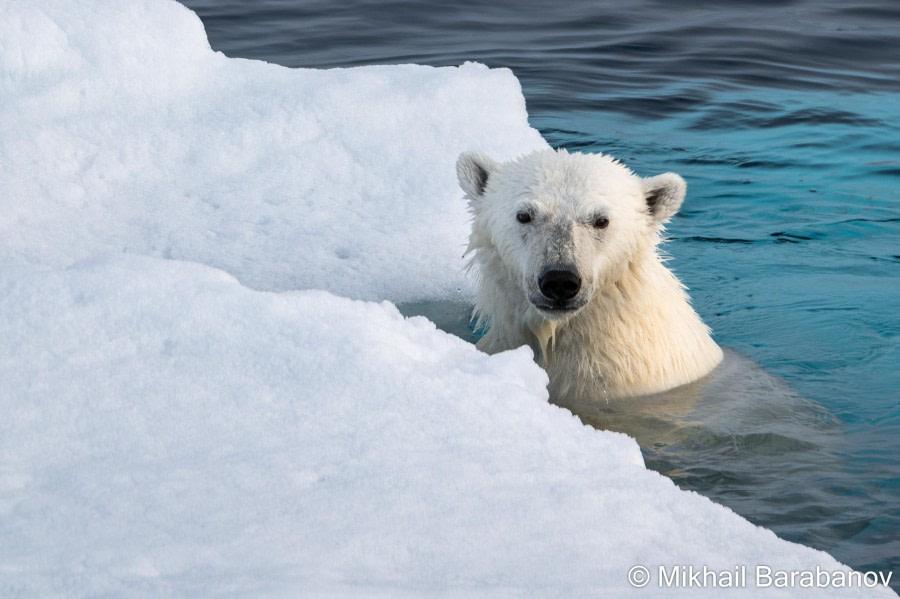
[560,347,839,457]
[398,300,855,550]
[567,349,855,550]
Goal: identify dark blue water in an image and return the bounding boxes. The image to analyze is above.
[180,0,900,588]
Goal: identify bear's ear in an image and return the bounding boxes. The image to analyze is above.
[456,151,499,200]
[642,173,686,224]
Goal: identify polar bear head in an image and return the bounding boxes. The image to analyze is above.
[457,148,686,322]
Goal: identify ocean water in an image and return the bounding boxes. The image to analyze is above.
[180,0,899,588]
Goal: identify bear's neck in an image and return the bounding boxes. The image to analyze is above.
[546,249,723,399]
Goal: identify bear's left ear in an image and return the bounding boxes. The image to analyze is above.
[456,151,499,201]
[642,173,686,224]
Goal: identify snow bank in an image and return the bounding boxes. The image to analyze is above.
[0,1,893,597]
[1,255,891,598]
[0,0,545,302]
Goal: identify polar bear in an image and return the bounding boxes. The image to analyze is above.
[457,148,723,401]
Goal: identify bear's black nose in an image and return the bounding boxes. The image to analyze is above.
[539,269,582,302]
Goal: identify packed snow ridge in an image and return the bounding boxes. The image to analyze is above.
[0,0,894,596]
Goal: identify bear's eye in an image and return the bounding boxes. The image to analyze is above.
[593,216,610,230]
[516,212,532,224]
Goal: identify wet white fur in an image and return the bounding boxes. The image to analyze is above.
[458,148,723,400]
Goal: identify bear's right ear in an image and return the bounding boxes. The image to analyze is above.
[456,151,499,200]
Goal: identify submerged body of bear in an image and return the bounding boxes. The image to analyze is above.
[457,148,723,400]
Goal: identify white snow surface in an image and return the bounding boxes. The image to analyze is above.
[0,1,894,597]
[0,0,545,302]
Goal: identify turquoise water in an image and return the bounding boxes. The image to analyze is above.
[589,87,899,582]
[181,0,899,587]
